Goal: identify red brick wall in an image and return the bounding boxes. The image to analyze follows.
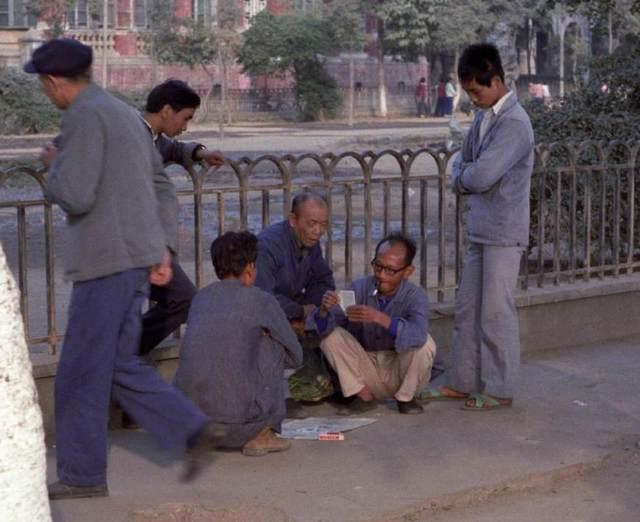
[174,0,192,18]
[266,0,291,15]
[113,34,138,56]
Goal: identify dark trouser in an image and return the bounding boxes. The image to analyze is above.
[139,261,196,355]
[416,99,428,116]
[443,97,454,116]
[55,268,208,487]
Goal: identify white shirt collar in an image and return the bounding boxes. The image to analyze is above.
[490,90,512,116]
[140,114,159,142]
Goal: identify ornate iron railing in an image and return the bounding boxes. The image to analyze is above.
[1,142,638,355]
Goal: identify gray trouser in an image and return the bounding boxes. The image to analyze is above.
[447,242,523,398]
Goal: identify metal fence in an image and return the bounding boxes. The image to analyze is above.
[0,141,638,355]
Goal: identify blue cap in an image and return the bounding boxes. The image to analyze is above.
[23,38,93,77]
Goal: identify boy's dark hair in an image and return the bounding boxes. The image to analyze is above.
[374,232,417,266]
[145,79,201,113]
[290,192,327,216]
[210,231,258,279]
[457,43,505,87]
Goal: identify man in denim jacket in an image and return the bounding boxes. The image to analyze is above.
[428,43,534,411]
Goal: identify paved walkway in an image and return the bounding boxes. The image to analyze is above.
[47,336,640,521]
[0,117,460,163]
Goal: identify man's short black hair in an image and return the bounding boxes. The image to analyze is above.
[210,231,257,279]
[145,79,201,113]
[457,43,505,87]
[374,232,417,266]
[290,192,328,216]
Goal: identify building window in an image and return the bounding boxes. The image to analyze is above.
[244,0,266,24]
[133,0,146,27]
[193,0,209,24]
[1,0,32,27]
[66,0,88,28]
[67,0,116,29]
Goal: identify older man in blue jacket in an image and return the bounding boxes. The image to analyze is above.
[426,43,534,411]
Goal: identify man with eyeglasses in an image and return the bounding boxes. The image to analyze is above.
[313,232,436,415]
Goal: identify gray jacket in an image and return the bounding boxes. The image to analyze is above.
[154,133,202,169]
[45,84,177,281]
[452,94,534,247]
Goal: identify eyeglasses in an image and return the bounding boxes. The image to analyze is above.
[370,259,409,276]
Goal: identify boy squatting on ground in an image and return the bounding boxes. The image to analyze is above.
[29,38,225,500]
[314,233,437,416]
[175,231,303,456]
[424,43,534,410]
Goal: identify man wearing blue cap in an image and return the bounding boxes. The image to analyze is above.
[27,38,225,499]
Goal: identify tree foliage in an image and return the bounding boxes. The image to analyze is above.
[526,35,640,143]
[373,0,442,59]
[145,0,217,68]
[237,11,341,120]
[0,68,60,134]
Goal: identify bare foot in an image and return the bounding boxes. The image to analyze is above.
[357,386,374,402]
[437,386,469,399]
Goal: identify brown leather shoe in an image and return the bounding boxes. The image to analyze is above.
[242,427,291,457]
[48,481,108,500]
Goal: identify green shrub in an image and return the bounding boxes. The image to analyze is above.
[295,61,342,121]
[0,67,61,134]
[526,35,640,143]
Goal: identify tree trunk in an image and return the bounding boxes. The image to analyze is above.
[222,56,231,126]
[452,48,461,111]
[215,56,225,141]
[376,18,387,118]
[559,27,565,98]
[348,53,354,127]
[608,9,613,55]
[0,244,51,521]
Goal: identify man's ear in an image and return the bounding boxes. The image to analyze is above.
[287,212,297,228]
[402,265,415,280]
[159,104,173,119]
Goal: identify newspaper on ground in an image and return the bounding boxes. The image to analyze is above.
[280,417,377,440]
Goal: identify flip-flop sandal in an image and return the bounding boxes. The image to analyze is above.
[462,393,513,411]
[419,388,470,401]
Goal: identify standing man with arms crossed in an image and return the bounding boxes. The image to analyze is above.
[424,43,534,410]
[29,39,223,499]
[139,79,225,355]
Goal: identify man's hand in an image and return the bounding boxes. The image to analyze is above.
[149,249,173,286]
[198,149,225,169]
[319,290,339,317]
[346,305,391,329]
[39,143,58,169]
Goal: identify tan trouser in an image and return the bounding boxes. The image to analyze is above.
[320,327,437,402]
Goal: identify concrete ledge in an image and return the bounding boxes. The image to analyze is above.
[31,275,640,443]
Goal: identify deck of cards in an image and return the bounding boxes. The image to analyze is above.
[338,290,356,312]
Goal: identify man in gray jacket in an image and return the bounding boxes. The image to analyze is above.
[139,80,224,355]
[175,231,302,456]
[425,43,534,410]
[29,39,223,499]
